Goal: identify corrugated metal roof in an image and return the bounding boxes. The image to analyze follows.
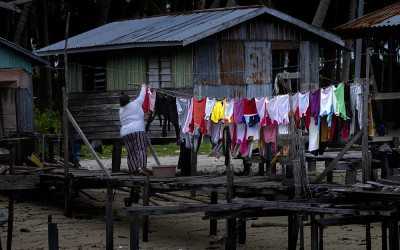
[37,5,344,56]
[334,2,400,39]
[0,37,49,65]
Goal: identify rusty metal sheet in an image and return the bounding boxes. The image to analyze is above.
[194,83,272,99]
[245,41,271,84]
[220,41,244,85]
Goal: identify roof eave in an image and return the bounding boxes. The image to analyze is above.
[37,41,184,56]
[0,37,50,65]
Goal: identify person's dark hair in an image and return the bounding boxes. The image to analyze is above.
[120,92,130,107]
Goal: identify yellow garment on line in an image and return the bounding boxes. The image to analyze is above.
[211,99,226,123]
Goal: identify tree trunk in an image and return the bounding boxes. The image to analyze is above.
[97,0,110,27]
[226,0,236,7]
[38,0,52,110]
[12,2,32,46]
[210,0,220,8]
[312,0,331,28]
[342,0,356,82]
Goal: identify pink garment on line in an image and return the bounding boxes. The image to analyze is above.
[255,97,267,126]
[182,97,194,134]
[261,124,278,153]
[233,99,244,124]
[149,89,156,112]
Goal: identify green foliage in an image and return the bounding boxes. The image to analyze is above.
[34,108,62,134]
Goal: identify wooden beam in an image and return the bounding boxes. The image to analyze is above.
[271,41,300,50]
[0,175,39,190]
[314,129,363,183]
[277,72,300,80]
[9,0,32,5]
[0,1,21,12]
[371,92,400,100]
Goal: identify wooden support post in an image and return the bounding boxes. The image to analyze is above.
[299,216,305,250]
[48,223,59,250]
[325,161,333,183]
[49,127,55,163]
[366,221,371,250]
[314,129,363,183]
[319,214,324,250]
[259,163,264,176]
[210,192,218,236]
[111,140,122,173]
[7,146,14,250]
[143,176,150,242]
[238,218,246,244]
[382,220,388,250]
[362,78,371,183]
[106,182,114,250]
[62,88,71,217]
[146,136,160,166]
[65,174,73,218]
[190,135,197,176]
[311,214,318,250]
[130,216,139,250]
[226,218,236,250]
[388,219,399,250]
[288,215,295,250]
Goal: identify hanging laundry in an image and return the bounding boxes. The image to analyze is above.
[291,93,299,116]
[298,91,310,128]
[205,97,216,121]
[349,83,362,134]
[333,83,346,120]
[255,97,268,126]
[308,116,319,151]
[211,99,225,123]
[233,99,244,124]
[261,124,278,153]
[265,97,279,125]
[176,98,191,148]
[319,86,334,128]
[224,99,234,123]
[142,87,150,115]
[193,97,207,133]
[277,95,289,124]
[182,97,194,134]
[309,89,321,125]
[149,89,156,112]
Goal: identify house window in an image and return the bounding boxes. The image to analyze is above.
[82,60,106,91]
[148,53,172,89]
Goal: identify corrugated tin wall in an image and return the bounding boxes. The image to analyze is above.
[18,80,34,133]
[193,40,220,85]
[0,44,33,73]
[68,61,82,92]
[107,52,146,90]
[171,47,193,88]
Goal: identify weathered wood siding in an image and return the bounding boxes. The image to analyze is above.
[68,89,192,142]
[18,82,34,133]
[0,88,17,136]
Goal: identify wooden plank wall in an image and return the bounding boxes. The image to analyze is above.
[68,89,192,143]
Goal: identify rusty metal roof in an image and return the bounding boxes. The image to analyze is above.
[37,5,344,56]
[334,2,400,39]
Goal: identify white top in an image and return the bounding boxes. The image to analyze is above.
[224,99,234,122]
[265,97,279,125]
[277,95,289,124]
[320,86,333,116]
[204,97,216,120]
[119,86,146,137]
[299,91,309,117]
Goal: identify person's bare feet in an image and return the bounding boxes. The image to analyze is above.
[140,168,150,176]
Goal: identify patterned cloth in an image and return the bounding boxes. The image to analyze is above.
[122,131,148,173]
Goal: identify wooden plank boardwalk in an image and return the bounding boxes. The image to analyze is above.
[39,168,292,196]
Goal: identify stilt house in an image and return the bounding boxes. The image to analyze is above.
[37,5,344,144]
[0,37,49,137]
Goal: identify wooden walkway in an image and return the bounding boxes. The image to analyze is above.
[39,168,292,196]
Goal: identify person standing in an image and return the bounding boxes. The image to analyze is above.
[119,83,149,176]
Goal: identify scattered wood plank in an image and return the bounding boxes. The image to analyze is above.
[0,165,7,175]
[0,175,40,190]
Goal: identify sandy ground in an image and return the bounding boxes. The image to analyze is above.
[0,155,387,249]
